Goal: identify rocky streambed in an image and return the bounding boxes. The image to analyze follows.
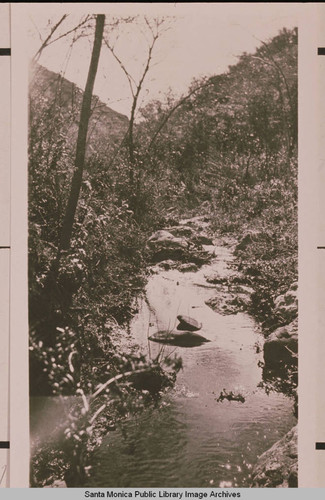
[86,215,297,488]
[147,216,298,376]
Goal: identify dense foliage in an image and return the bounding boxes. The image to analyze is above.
[136,28,298,329]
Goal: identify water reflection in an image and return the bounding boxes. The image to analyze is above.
[86,247,296,487]
[30,246,296,487]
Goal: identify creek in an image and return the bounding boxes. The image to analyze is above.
[84,241,296,487]
[30,238,296,487]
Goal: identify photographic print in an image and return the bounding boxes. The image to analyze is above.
[26,3,298,488]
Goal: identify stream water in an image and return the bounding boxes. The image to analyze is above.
[30,242,296,487]
[86,244,296,487]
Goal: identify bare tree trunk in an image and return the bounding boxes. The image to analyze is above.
[104,19,161,208]
[59,14,105,250]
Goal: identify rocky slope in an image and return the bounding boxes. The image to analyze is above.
[29,62,129,150]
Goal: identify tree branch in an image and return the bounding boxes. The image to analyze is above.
[146,80,215,153]
[46,15,92,49]
[104,38,136,98]
[33,14,68,63]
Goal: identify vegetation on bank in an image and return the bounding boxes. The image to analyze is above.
[29,18,297,486]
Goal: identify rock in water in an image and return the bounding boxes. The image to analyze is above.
[149,330,209,347]
[177,314,202,331]
[178,262,198,273]
[148,230,188,249]
[147,230,189,263]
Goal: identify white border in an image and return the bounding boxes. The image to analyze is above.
[10,3,29,487]
[9,1,325,488]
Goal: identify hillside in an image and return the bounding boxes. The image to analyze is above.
[29,63,129,151]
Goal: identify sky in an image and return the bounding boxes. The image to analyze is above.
[26,3,300,118]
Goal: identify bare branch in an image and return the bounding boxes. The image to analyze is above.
[126,28,159,167]
[104,38,136,97]
[144,16,156,39]
[46,15,93,49]
[101,16,171,186]
[30,17,43,43]
[147,80,215,152]
[33,14,68,63]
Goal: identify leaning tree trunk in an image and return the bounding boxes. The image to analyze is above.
[59,14,105,250]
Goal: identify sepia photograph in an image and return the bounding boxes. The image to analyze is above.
[26,3,298,488]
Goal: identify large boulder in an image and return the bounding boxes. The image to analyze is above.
[147,229,211,266]
[148,230,188,248]
[147,230,188,262]
[274,282,298,323]
[165,225,195,238]
[250,426,297,488]
[264,319,298,366]
[177,315,202,331]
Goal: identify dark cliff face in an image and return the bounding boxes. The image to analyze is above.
[29,62,129,152]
